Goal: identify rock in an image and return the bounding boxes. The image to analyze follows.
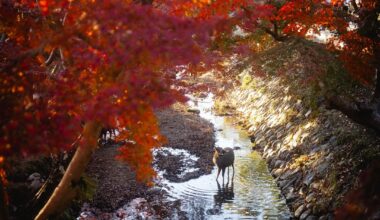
[206,207,221,215]
[279,149,291,161]
[306,192,316,203]
[280,167,301,180]
[286,122,292,129]
[310,182,321,190]
[198,92,208,98]
[274,160,285,168]
[251,143,259,150]
[316,162,329,176]
[300,209,311,220]
[303,172,315,186]
[327,136,337,145]
[291,198,304,212]
[306,215,318,220]
[269,157,276,168]
[310,145,321,154]
[187,109,200,114]
[28,172,41,181]
[249,135,255,143]
[369,211,380,219]
[278,180,287,188]
[285,191,297,203]
[281,174,301,191]
[299,185,308,196]
[319,144,330,152]
[306,203,313,210]
[28,172,44,191]
[313,200,329,215]
[305,109,312,117]
[295,205,306,218]
[277,131,285,139]
[271,168,283,178]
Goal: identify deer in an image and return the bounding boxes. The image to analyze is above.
[213,147,235,182]
[99,127,117,144]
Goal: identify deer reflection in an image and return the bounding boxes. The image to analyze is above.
[214,180,234,206]
[206,181,234,215]
[207,179,235,215]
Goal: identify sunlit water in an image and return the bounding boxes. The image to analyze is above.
[157,94,291,219]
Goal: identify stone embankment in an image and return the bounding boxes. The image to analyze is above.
[215,74,380,219]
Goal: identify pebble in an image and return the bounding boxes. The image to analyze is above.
[305,193,316,203]
[303,172,315,186]
[300,209,311,220]
[306,215,319,220]
[295,204,305,218]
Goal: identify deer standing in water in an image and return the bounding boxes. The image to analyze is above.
[213,147,235,182]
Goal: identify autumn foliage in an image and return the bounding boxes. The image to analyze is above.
[0,0,216,181]
[0,0,379,218]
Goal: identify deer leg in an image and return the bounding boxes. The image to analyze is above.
[227,166,230,180]
[232,164,235,179]
[216,167,221,180]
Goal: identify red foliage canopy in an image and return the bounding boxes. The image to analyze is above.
[0,0,218,181]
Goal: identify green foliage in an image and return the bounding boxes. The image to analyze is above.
[77,175,97,201]
[241,73,253,89]
[58,175,96,220]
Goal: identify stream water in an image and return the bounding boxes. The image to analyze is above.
[158,94,291,219]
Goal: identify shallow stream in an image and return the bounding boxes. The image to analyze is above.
[158,94,291,219]
[78,94,291,220]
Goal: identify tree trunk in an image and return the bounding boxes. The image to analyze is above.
[0,178,9,220]
[34,121,102,220]
[372,45,380,103]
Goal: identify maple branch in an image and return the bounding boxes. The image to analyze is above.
[134,0,153,5]
[260,24,287,41]
[350,0,359,12]
[241,6,287,41]
[44,48,58,66]
[0,42,46,73]
[327,67,380,134]
[0,33,6,42]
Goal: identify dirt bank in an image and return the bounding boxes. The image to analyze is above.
[154,104,215,182]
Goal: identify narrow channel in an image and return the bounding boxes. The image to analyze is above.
[157,94,291,219]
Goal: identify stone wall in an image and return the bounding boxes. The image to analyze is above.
[216,74,380,219]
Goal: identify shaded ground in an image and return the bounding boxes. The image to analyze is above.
[82,103,215,218]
